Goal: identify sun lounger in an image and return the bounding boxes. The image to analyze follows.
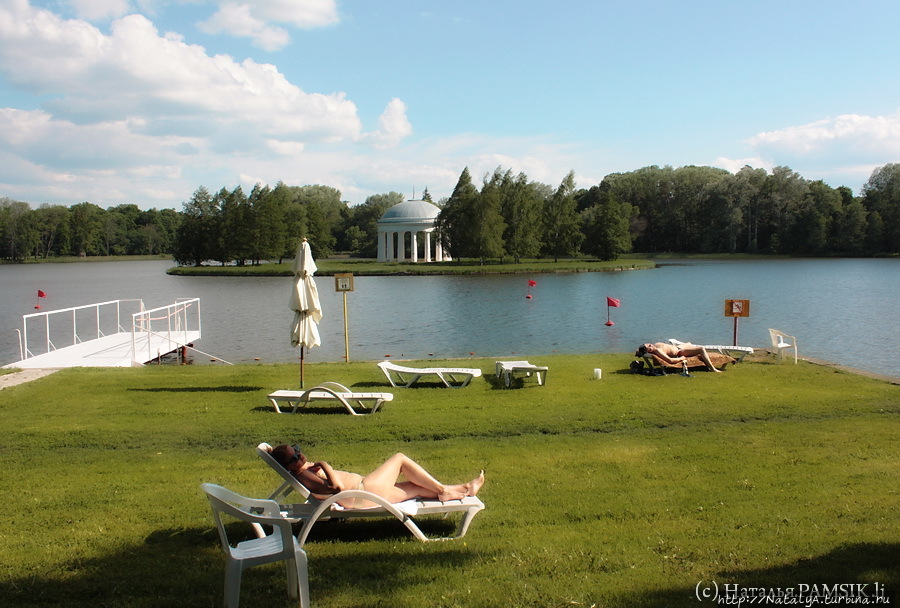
[268,382,393,415]
[377,361,483,388]
[641,352,736,375]
[668,339,754,362]
[256,444,485,545]
[495,360,548,387]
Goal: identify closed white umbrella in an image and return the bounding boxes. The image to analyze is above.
[289,238,321,387]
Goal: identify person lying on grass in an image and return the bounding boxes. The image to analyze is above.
[636,342,723,373]
[269,444,485,508]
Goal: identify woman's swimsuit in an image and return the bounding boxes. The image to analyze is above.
[351,480,368,508]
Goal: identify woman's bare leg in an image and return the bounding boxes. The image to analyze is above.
[681,346,722,372]
[697,347,722,372]
[363,453,484,502]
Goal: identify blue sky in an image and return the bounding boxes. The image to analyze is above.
[1,0,899,210]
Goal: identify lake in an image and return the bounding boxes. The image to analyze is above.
[1,259,898,378]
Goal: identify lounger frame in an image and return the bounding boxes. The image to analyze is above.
[268,382,392,415]
[377,361,482,388]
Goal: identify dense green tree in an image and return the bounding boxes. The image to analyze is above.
[497,170,543,262]
[33,204,71,258]
[542,170,583,261]
[174,187,218,266]
[603,166,669,252]
[861,163,900,252]
[468,169,507,263]
[759,166,809,253]
[134,207,180,255]
[0,198,39,261]
[286,185,342,256]
[578,185,633,260]
[345,192,404,257]
[216,186,250,264]
[670,166,730,252]
[436,167,480,261]
[68,202,104,256]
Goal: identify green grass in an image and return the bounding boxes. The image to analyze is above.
[0,354,897,607]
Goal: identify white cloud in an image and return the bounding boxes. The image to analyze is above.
[0,1,371,207]
[67,0,131,21]
[198,3,290,51]
[0,2,618,209]
[251,0,339,28]
[0,3,363,139]
[712,156,772,174]
[747,111,900,159]
[360,98,413,149]
[710,111,900,191]
[198,0,338,49]
[742,111,900,181]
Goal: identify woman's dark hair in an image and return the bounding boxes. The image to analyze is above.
[271,444,294,468]
[635,345,648,357]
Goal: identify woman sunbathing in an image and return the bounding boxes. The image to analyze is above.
[270,444,485,508]
[636,342,722,372]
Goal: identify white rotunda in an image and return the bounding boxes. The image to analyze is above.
[376,199,450,262]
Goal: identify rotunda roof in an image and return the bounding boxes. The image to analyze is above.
[380,199,440,222]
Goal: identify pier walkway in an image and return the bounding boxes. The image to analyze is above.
[4,299,201,370]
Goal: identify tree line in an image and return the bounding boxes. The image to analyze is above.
[437,163,900,262]
[0,200,181,261]
[2,163,898,264]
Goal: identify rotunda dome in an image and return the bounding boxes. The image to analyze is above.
[379,200,440,222]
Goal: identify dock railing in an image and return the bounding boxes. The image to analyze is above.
[20,299,145,360]
[131,298,201,362]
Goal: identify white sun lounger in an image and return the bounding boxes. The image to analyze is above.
[495,360,548,387]
[268,382,393,415]
[668,339,755,362]
[377,361,483,388]
[255,444,485,545]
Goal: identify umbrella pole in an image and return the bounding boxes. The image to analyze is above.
[300,345,305,389]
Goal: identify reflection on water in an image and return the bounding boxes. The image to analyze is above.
[1,259,898,377]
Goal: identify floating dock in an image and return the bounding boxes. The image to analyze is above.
[4,298,201,369]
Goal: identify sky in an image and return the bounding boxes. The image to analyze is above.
[1,0,899,211]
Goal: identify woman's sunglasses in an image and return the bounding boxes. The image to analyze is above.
[288,444,304,464]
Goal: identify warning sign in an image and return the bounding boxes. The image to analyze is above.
[724,299,750,318]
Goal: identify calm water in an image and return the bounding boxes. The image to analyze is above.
[2,259,899,377]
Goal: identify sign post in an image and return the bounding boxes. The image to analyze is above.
[724,299,750,346]
[334,274,354,363]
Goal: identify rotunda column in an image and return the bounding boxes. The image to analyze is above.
[411,231,419,262]
[423,231,432,263]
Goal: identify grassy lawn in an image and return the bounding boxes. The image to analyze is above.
[0,353,897,607]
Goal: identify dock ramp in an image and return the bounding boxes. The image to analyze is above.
[5,299,201,369]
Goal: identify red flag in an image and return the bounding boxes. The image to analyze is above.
[527,279,537,287]
[606,296,620,307]
[38,290,47,298]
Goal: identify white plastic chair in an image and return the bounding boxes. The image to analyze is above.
[768,329,798,364]
[201,483,310,608]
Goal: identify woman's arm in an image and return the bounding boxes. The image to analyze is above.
[648,344,684,365]
[313,461,345,492]
[295,461,344,495]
